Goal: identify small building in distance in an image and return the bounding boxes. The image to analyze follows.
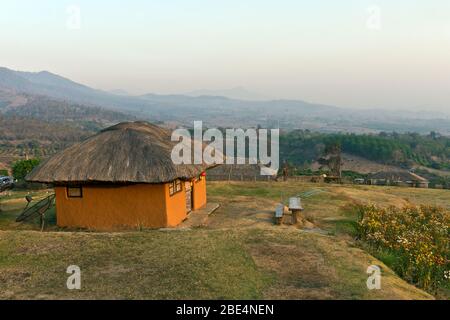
[26,121,211,230]
[368,171,429,188]
[353,178,366,185]
[207,161,278,181]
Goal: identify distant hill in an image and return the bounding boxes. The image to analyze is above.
[0,67,97,102]
[0,114,94,168]
[280,130,450,172]
[0,74,136,170]
[109,89,130,96]
[2,66,448,183]
[1,66,449,135]
[0,67,343,126]
[184,86,271,101]
[311,153,409,174]
[0,89,135,131]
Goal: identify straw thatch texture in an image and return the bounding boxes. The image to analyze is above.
[26,121,210,184]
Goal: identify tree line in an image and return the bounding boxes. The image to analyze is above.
[280,130,450,170]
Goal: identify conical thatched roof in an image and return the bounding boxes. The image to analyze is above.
[26,121,210,184]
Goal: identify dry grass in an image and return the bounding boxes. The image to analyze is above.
[0,230,271,299]
[1,180,448,299]
[246,229,432,300]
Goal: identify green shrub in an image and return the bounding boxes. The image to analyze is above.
[355,204,449,291]
[12,158,41,180]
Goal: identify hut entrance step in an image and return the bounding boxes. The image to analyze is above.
[177,203,220,229]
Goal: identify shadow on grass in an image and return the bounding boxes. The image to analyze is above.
[0,197,57,231]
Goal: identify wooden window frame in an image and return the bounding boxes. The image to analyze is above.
[169,179,183,196]
[67,185,83,198]
[175,180,182,192]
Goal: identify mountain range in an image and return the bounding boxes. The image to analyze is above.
[0,66,449,135]
[184,86,271,101]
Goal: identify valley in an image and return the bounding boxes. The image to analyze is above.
[0,67,448,187]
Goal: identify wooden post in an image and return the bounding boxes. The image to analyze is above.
[291,209,300,224]
[40,213,45,231]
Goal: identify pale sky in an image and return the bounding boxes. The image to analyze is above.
[1,0,450,111]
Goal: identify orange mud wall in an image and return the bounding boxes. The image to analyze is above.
[164,182,188,227]
[192,177,207,210]
[164,177,207,226]
[54,179,207,230]
[54,184,168,230]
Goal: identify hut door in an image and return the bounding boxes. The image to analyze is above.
[185,181,192,213]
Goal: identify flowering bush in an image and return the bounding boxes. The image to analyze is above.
[356,204,449,291]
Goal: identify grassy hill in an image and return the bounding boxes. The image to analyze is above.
[0,115,94,169]
[3,94,134,128]
[0,93,136,171]
[1,181,448,300]
[281,130,450,170]
[281,130,450,188]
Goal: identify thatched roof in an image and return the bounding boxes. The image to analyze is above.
[26,121,211,184]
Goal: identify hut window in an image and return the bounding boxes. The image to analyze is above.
[169,180,182,196]
[175,180,182,192]
[67,186,83,198]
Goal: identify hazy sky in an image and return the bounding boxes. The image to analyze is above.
[1,0,450,111]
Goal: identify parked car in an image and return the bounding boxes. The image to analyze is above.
[0,176,14,192]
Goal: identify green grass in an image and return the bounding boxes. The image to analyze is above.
[0,227,433,300]
[0,229,274,299]
[1,181,447,300]
[328,219,359,237]
[207,181,333,201]
[0,194,57,231]
[0,189,50,201]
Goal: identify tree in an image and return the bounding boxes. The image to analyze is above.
[11,159,41,180]
[319,142,342,178]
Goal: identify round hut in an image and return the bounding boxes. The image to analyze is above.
[26,121,209,230]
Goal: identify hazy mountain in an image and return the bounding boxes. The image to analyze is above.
[0,67,145,111]
[109,89,130,96]
[0,66,449,135]
[0,66,342,122]
[0,67,94,99]
[184,86,271,101]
